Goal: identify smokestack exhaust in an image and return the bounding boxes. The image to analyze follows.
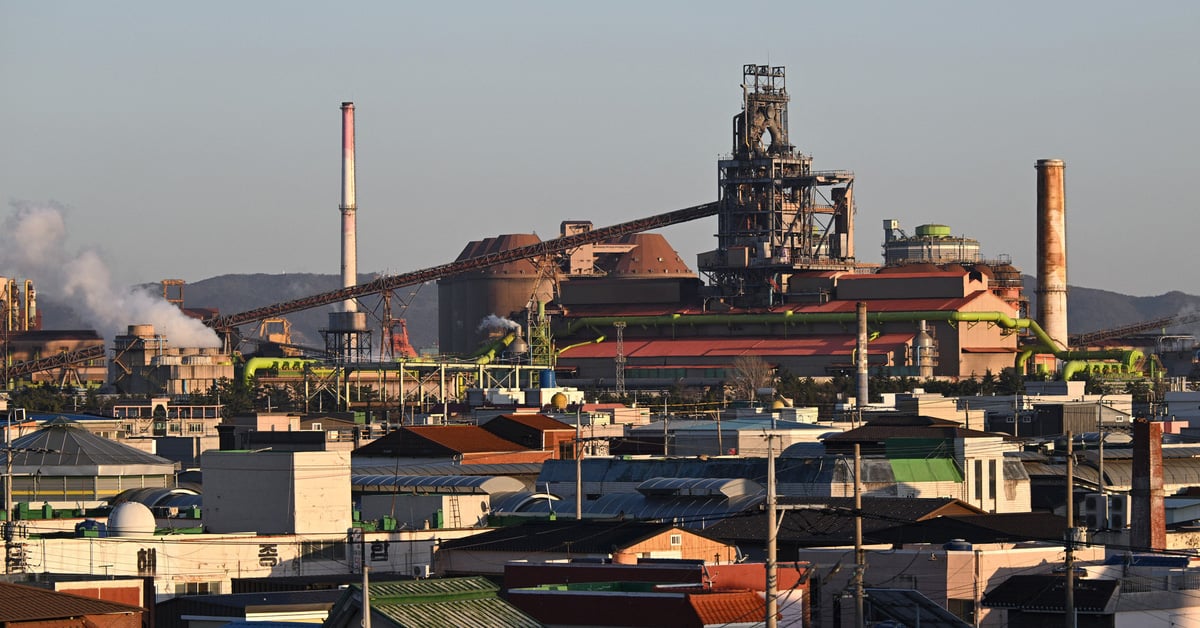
[1035,158,1067,350]
[340,102,358,313]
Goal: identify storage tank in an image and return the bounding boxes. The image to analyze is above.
[882,221,981,267]
[437,234,553,356]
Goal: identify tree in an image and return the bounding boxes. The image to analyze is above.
[727,355,773,401]
[8,383,68,413]
[996,367,1025,395]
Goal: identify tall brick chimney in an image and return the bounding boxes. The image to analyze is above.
[1131,419,1166,550]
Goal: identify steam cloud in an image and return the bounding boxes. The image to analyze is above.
[477,314,520,333]
[0,201,221,348]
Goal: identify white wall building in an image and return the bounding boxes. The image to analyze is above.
[202,450,351,535]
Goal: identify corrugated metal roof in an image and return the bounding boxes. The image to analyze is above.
[331,577,540,628]
[368,577,499,599]
[2,417,175,475]
[560,334,915,360]
[513,491,763,529]
[0,582,143,621]
[351,462,543,477]
[704,497,983,546]
[866,588,971,627]
[492,414,575,431]
[373,597,541,628]
[797,293,985,313]
[438,520,694,554]
[352,474,526,494]
[635,477,763,498]
[353,426,530,457]
[983,575,1118,613]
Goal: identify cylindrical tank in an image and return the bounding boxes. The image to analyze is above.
[128,324,155,338]
[539,369,558,389]
[882,223,980,266]
[437,234,553,355]
[327,311,368,332]
[915,224,952,237]
[915,320,935,379]
[1036,158,1068,350]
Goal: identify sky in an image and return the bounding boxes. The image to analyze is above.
[2,1,1197,301]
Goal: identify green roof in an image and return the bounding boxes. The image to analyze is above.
[325,577,542,628]
[889,458,963,483]
[374,597,542,628]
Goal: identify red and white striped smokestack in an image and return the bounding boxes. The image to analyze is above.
[340,102,357,313]
[1036,158,1067,350]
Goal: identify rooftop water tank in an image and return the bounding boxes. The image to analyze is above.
[943,538,973,551]
[107,502,156,538]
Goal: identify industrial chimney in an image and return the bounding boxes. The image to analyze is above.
[1035,159,1067,350]
[340,101,358,313]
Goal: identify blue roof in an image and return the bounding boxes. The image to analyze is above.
[28,413,113,422]
[1104,553,1191,567]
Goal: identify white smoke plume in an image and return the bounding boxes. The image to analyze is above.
[476,314,520,333]
[0,201,221,348]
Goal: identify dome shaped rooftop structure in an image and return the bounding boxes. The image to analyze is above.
[107,502,156,537]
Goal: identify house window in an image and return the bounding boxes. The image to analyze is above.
[175,582,213,596]
[312,422,322,431]
[300,541,347,561]
[947,599,975,623]
[669,534,682,546]
[188,423,203,433]
[974,460,983,500]
[988,459,997,500]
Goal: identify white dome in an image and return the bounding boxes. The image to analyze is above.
[107,502,156,537]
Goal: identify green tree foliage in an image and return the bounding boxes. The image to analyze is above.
[8,383,68,413]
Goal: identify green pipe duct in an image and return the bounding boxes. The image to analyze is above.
[473,332,516,365]
[556,335,606,357]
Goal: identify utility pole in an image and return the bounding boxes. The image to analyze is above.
[766,433,778,628]
[662,401,669,457]
[361,545,371,628]
[4,409,15,575]
[854,442,865,628]
[614,321,626,396]
[1097,396,1106,497]
[1065,431,1076,628]
[575,409,582,520]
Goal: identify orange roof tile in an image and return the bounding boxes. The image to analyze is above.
[689,591,766,625]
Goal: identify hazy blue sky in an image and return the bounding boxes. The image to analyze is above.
[2,1,1197,300]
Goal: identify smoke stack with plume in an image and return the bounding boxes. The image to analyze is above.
[0,201,221,348]
[477,314,520,334]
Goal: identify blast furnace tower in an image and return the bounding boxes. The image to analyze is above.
[697,65,857,307]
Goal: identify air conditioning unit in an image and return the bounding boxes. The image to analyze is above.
[412,564,431,579]
[1082,493,1108,530]
[1108,494,1130,530]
